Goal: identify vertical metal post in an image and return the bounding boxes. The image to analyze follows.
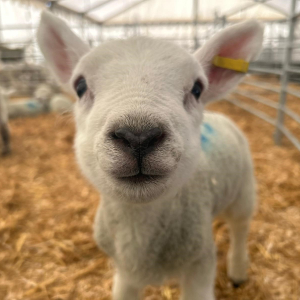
[221,16,227,28]
[98,24,103,44]
[0,0,2,44]
[81,13,85,39]
[193,0,199,50]
[49,1,55,12]
[274,0,297,145]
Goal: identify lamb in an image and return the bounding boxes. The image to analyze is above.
[49,93,73,114]
[33,83,55,111]
[0,88,14,155]
[37,11,263,300]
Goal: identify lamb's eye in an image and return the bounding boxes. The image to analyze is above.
[74,76,87,98]
[191,81,203,100]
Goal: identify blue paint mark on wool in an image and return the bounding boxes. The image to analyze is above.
[200,122,215,152]
[203,122,214,134]
[201,134,209,144]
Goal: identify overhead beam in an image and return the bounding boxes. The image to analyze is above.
[221,1,258,18]
[101,0,151,24]
[261,2,289,17]
[83,0,116,14]
[36,0,101,25]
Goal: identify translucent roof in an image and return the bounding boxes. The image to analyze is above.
[56,0,299,23]
[0,0,298,45]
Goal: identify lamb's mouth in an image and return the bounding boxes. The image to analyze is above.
[117,173,165,184]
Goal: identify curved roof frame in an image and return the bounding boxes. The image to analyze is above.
[38,0,293,25]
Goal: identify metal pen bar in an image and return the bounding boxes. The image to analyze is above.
[287,67,300,74]
[274,0,297,145]
[225,97,300,151]
[234,90,300,124]
[242,80,300,98]
[242,80,280,93]
[225,97,276,125]
[248,66,283,75]
[280,126,300,151]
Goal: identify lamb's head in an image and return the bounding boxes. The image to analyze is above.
[37,11,263,202]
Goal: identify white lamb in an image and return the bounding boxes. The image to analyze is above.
[49,93,73,114]
[37,11,263,300]
[0,88,14,155]
[33,83,55,111]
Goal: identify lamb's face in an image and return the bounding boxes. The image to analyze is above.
[72,38,207,202]
[37,11,263,202]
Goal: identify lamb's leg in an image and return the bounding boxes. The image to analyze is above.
[226,218,251,286]
[180,248,216,300]
[1,123,11,155]
[112,272,142,300]
[225,174,256,286]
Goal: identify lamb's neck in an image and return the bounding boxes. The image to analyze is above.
[101,189,183,223]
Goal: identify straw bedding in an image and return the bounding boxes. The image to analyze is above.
[0,77,299,300]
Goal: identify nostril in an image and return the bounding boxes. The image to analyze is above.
[140,127,164,148]
[111,132,119,140]
[114,128,127,139]
[113,128,139,148]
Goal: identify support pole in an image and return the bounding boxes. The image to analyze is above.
[0,0,2,44]
[274,0,297,145]
[193,0,199,50]
[221,16,227,28]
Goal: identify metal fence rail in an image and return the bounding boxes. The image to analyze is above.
[234,89,300,124]
[222,0,300,152]
[242,80,300,99]
[226,96,300,151]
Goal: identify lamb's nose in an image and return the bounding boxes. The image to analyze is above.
[113,127,163,157]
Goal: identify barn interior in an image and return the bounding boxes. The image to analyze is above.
[0,1,299,299]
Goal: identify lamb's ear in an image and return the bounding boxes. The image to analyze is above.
[194,20,263,103]
[37,11,90,84]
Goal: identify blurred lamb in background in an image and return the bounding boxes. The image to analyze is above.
[33,83,56,112]
[49,93,73,114]
[0,87,14,155]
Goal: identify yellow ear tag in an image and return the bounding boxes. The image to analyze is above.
[213,56,249,73]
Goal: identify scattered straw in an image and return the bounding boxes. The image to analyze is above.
[0,75,299,299]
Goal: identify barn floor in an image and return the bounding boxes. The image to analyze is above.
[1,79,300,300]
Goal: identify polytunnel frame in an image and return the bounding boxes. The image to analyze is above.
[213,0,300,151]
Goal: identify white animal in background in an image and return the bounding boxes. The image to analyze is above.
[49,93,73,114]
[0,88,14,155]
[37,11,263,300]
[33,83,55,111]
